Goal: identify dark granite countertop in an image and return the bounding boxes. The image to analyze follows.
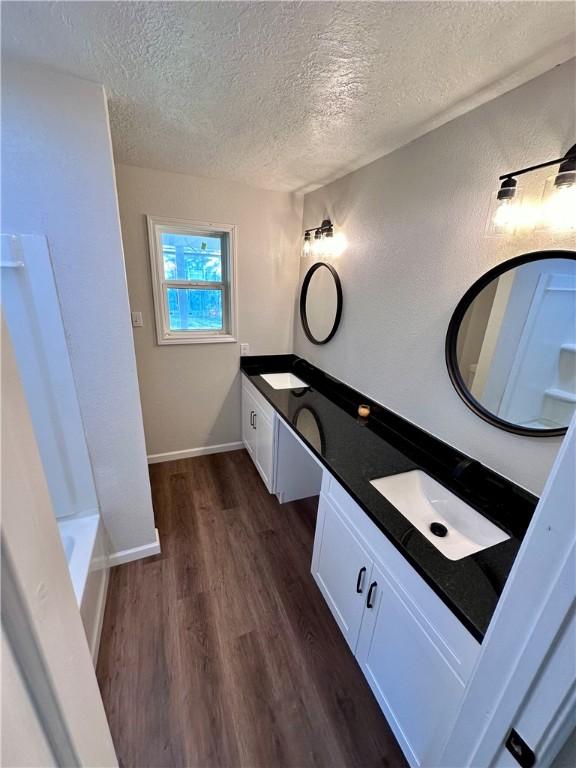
[240,354,538,642]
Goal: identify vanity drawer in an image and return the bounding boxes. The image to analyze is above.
[321,472,480,683]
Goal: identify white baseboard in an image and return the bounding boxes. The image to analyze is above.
[107,528,161,567]
[147,441,243,464]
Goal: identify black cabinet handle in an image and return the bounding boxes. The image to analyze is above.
[366,581,377,609]
[250,411,254,427]
[253,412,257,430]
[356,566,366,593]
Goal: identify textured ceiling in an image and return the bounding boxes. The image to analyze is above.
[2,1,575,192]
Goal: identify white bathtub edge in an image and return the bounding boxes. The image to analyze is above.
[83,565,109,664]
[58,514,100,605]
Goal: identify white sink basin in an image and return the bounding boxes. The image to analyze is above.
[370,469,509,560]
[260,372,308,390]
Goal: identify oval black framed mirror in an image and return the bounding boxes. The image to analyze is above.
[446,250,576,436]
[300,262,343,345]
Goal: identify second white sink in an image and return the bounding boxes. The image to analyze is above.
[370,469,509,560]
[260,372,308,390]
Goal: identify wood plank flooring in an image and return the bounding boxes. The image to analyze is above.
[96,449,407,768]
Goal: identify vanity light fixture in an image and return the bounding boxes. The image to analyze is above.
[302,218,346,257]
[487,143,576,236]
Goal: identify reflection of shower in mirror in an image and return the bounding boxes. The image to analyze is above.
[447,251,576,436]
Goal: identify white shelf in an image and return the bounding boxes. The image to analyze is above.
[544,387,576,404]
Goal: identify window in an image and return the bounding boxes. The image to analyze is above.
[147,217,237,344]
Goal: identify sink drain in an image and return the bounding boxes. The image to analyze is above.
[430,522,448,537]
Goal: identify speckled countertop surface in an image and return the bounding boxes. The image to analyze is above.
[241,354,538,642]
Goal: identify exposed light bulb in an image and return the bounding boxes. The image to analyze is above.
[493,199,519,231]
[302,232,312,257]
[539,172,576,232]
[312,229,324,256]
[329,231,347,256]
[486,179,523,236]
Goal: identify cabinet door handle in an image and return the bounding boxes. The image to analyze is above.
[249,411,254,427]
[253,412,257,430]
[356,566,366,593]
[366,581,377,609]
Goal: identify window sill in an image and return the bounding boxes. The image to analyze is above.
[157,334,237,346]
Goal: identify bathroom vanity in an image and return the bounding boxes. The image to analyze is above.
[240,354,537,768]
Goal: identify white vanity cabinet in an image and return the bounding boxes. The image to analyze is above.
[313,472,481,768]
[312,494,374,651]
[356,560,469,765]
[241,372,482,766]
[241,375,275,492]
[241,374,324,500]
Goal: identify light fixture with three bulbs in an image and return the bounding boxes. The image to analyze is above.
[302,218,347,258]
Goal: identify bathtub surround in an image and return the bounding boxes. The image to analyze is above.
[1,62,158,560]
[296,59,576,495]
[1,234,99,520]
[116,164,302,459]
[2,232,112,661]
[58,515,108,662]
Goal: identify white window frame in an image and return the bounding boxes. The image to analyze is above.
[147,216,237,345]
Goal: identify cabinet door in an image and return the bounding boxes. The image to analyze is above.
[241,386,256,457]
[253,405,274,492]
[356,562,465,767]
[312,495,373,652]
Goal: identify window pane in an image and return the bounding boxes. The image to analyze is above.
[161,232,223,281]
[167,288,223,331]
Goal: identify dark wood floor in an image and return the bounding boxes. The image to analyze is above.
[97,449,407,768]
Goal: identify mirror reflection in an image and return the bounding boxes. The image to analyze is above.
[300,262,342,345]
[450,253,576,434]
[294,406,325,453]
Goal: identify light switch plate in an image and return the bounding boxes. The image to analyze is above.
[240,343,250,355]
[131,312,143,327]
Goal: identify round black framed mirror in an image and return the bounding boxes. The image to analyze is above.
[446,250,576,436]
[300,262,343,345]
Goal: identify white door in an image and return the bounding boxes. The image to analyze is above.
[312,495,373,652]
[242,385,256,458]
[254,405,274,492]
[356,561,465,767]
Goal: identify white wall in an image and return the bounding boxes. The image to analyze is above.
[296,60,576,495]
[1,61,156,553]
[116,164,302,458]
